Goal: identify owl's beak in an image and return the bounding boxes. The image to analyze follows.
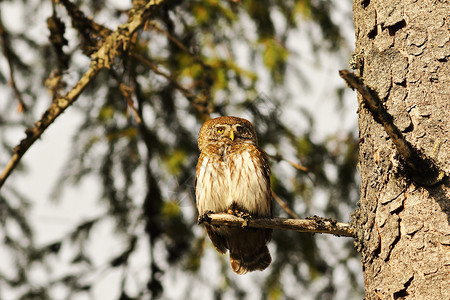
[229,129,235,141]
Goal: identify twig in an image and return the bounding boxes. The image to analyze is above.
[269,154,308,172]
[106,67,143,124]
[0,14,27,112]
[339,69,445,186]
[120,83,143,124]
[272,191,300,219]
[200,213,354,237]
[0,0,165,189]
[286,159,308,172]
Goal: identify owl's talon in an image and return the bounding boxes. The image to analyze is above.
[226,209,252,227]
[197,210,214,224]
[236,211,251,219]
[227,209,243,216]
[238,212,252,227]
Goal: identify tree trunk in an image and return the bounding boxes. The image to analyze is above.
[352,0,450,299]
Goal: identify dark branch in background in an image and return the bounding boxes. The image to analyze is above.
[199,213,354,237]
[47,3,70,72]
[0,14,27,112]
[0,0,165,189]
[141,21,213,119]
[339,70,445,187]
[149,22,209,69]
[45,2,71,101]
[132,53,211,119]
[58,0,112,55]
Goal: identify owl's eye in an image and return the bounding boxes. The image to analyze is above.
[216,127,225,134]
[236,126,244,134]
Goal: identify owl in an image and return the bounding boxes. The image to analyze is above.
[195,116,272,274]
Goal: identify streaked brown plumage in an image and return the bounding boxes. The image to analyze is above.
[195,116,272,274]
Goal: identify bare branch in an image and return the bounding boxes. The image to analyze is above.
[0,0,165,189]
[200,213,355,237]
[339,69,445,186]
[286,159,308,172]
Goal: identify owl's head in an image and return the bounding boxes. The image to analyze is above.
[198,116,258,151]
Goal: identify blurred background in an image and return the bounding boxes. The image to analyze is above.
[0,0,362,299]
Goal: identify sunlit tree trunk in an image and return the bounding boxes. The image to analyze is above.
[352,0,450,299]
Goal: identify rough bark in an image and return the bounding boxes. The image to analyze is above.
[352,0,450,299]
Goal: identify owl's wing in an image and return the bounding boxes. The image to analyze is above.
[256,145,273,218]
[205,226,228,254]
[258,146,271,180]
[259,148,273,242]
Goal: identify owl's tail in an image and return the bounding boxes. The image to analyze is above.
[229,245,272,275]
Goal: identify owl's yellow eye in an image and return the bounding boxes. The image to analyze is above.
[217,128,224,134]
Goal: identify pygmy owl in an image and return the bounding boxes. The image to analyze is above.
[195,116,272,274]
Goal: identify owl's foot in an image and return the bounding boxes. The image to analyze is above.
[227,209,236,215]
[227,209,252,227]
[238,212,252,227]
[197,210,214,224]
[227,209,250,218]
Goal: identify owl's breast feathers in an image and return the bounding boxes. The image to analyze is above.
[195,142,271,217]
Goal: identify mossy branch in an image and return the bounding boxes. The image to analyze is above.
[0,0,165,189]
[198,213,355,237]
